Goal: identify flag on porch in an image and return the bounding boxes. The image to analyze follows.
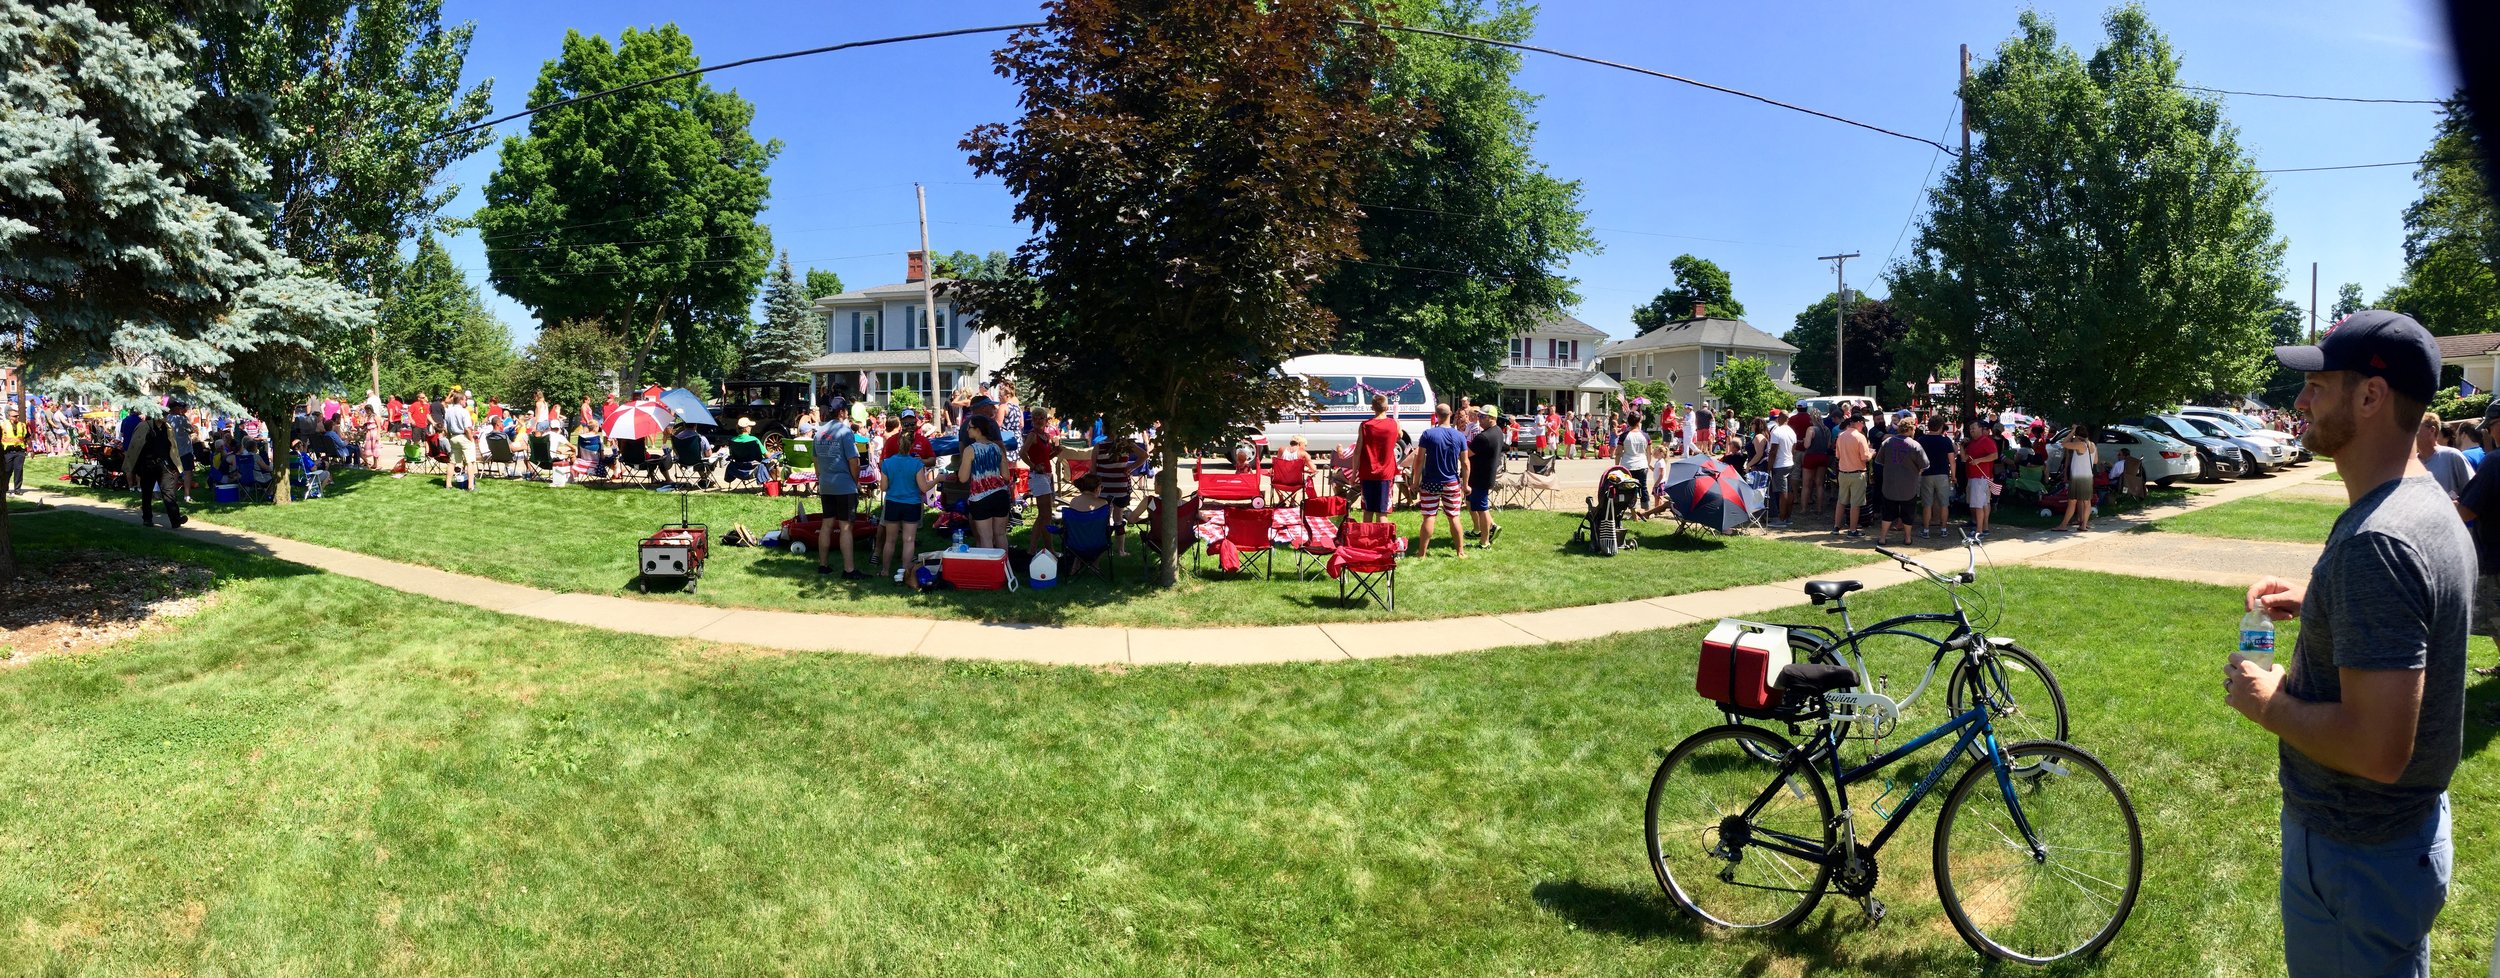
[2464,379,2479,397]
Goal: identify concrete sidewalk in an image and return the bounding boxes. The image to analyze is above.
[18,463,2328,665]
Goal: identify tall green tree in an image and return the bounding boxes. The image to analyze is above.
[0,0,376,572]
[2331,282,2367,325]
[804,269,846,300]
[1631,254,1745,334]
[1892,6,2285,425]
[960,0,1419,584]
[372,235,514,398]
[932,249,1014,282]
[506,319,625,408]
[1313,0,1595,397]
[746,252,819,381]
[2381,95,2498,335]
[475,25,779,389]
[1702,356,1786,422]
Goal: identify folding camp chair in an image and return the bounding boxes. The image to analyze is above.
[401,439,429,474]
[617,439,668,486]
[1292,496,1351,579]
[1268,454,1310,508]
[1495,452,1560,509]
[1197,471,1262,509]
[528,433,555,480]
[1142,492,1203,570]
[1057,505,1117,581]
[1333,520,1405,609]
[670,432,713,488]
[485,432,522,479]
[1209,506,1278,579]
[720,437,769,491]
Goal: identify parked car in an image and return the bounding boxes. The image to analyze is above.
[2120,414,2248,480]
[2092,425,2199,487]
[1799,395,1882,421]
[710,380,815,451]
[2181,406,2308,463]
[2174,413,2292,471]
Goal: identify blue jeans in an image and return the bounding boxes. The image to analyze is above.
[2282,794,2450,978]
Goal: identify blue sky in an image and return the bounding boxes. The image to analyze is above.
[433,0,2462,349]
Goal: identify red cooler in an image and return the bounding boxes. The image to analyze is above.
[1696,621,1792,712]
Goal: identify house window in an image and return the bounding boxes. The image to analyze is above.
[850,312,881,352]
[1548,339,1578,365]
[1508,337,1529,366]
[1643,354,1654,379]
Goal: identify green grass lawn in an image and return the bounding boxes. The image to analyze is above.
[2146,491,2347,544]
[4,513,2497,975]
[17,455,1867,627]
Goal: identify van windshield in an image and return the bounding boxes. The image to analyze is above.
[1362,376,1426,405]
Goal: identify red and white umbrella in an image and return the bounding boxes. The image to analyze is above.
[605,398,673,441]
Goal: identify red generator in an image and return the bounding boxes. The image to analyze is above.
[637,496,709,593]
[1696,620,1792,715]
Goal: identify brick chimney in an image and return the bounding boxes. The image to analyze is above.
[1691,301,1707,319]
[906,250,928,283]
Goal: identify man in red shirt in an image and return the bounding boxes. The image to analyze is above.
[1787,403,1813,441]
[1961,419,2000,541]
[1353,393,1402,523]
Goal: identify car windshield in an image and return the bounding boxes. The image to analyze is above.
[2183,416,2243,438]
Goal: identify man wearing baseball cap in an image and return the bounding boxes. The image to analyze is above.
[2228,310,2468,976]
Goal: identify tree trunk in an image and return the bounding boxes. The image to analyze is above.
[1959,352,1979,421]
[1154,442,1180,587]
[626,299,670,392]
[0,496,17,582]
[267,396,293,507]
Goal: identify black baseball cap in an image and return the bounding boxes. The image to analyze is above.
[2275,310,2441,405]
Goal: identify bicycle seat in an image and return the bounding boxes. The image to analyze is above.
[1803,580,1864,604]
[1775,662,1860,696]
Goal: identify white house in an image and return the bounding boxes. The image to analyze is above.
[2438,332,2500,396]
[1487,312,1619,417]
[799,257,1016,406]
[1595,302,1815,408]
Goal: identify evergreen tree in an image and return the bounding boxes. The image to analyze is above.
[371,235,514,398]
[475,25,778,389]
[746,253,819,381]
[0,0,375,572]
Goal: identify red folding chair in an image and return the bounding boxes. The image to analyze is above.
[1331,520,1405,609]
[1293,496,1351,579]
[1269,454,1310,507]
[1143,492,1203,570]
[1211,506,1278,579]
[1198,471,1262,508]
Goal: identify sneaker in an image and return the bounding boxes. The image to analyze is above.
[816,565,833,575]
[1488,523,1503,544]
[894,569,906,583]
[842,570,867,580]
[1845,529,1864,539]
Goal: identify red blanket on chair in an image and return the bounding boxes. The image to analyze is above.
[1325,544,1397,579]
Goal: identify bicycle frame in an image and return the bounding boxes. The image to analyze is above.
[1784,611,1971,710]
[1734,679,2045,868]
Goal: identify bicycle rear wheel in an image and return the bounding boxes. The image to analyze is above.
[1945,642,2068,762]
[1932,740,2142,964]
[1646,725,1836,930]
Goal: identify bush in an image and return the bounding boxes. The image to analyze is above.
[2433,389,2490,422]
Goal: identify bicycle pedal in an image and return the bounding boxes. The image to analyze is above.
[1860,896,1887,925]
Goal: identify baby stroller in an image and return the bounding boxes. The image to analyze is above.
[1572,465,1643,556]
[70,442,121,488]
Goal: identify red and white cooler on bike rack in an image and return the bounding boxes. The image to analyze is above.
[1696,620,1792,713]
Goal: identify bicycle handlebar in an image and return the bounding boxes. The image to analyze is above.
[1875,536,1981,586]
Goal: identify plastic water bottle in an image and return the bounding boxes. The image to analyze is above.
[952,527,967,553]
[2238,608,2275,670]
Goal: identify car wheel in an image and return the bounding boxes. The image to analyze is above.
[2156,477,2176,487]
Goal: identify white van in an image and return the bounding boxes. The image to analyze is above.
[1264,354,1437,454]
[1797,395,1881,420]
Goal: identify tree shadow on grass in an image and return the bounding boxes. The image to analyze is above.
[2464,671,2500,761]
[1634,529,1731,553]
[1530,879,1996,975]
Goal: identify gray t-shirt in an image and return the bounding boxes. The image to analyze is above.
[813,422,859,496]
[2423,445,2471,498]
[2279,475,2472,845]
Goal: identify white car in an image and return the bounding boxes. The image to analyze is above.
[2180,406,2307,463]
[2092,425,2199,486]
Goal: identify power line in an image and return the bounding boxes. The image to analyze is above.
[429,23,1045,146]
[1364,23,1957,154]
[1354,198,1810,249]
[2249,154,2482,174]
[2175,84,2443,105]
[1881,101,1962,270]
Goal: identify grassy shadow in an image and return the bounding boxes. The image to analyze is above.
[1527,879,1990,974]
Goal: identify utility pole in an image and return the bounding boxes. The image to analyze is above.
[1818,252,1860,397]
[917,183,941,407]
[2310,262,2320,343]
[1956,42,1979,420]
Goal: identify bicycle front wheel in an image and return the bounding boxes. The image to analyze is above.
[1947,641,2067,762]
[1932,740,2143,964]
[1646,725,1836,930]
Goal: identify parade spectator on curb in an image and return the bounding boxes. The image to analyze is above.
[1766,411,1797,528]
[2231,311,2466,977]
[877,432,935,587]
[1832,414,1871,539]
[1466,407,1503,549]
[812,399,863,579]
[2054,427,2096,532]
[1022,407,1061,553]
[1961,419,1999,541]
[124,400,185,527]
[1408,404,1469,557]
[1876,418,1928,546]
[1,405,27,495]
[442,392,478,493]
[957,414,1012,553]
[1619,409,1652,508]
[1091,432,1141,554]
[1917,417,1957,538]
[1353,394,1401,523]
[2417,412,2471,498]
[1799,409,1834,517]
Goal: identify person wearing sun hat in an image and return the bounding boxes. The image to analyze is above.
[2225,309,2467,976]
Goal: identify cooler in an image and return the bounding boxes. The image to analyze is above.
[213,484,241,504]
[940,547,1015,591]
[1696,620,1792,712]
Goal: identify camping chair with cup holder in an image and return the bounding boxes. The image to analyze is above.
[1268,453,1310,508]
[1329,519,1406,610]
[1204,505,1278,579]
[669,431,714,489]
[1495,451,1561,509]
[1057,504,1119,582]
[720,436,770,491]
[485,431,522,479]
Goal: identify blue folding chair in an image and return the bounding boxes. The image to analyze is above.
[1058,505,1117,582]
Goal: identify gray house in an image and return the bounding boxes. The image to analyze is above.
[1596,303,1815,409]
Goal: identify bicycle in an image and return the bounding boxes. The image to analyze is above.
[1647,632,2143,964]
[1723,532,2068,763]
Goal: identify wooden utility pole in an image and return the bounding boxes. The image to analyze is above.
[2310,262,2320,343]
[1818,252,1860,395]
[1957,42,1980,420]
[917,183,942,406]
